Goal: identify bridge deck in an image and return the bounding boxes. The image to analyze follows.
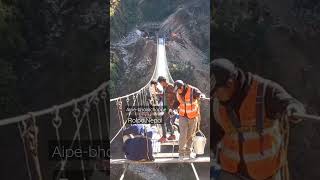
[111,157,210,164]
[159,140,179,146]
[153,153,179,158]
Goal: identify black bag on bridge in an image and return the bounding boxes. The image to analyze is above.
[122,124,154,161]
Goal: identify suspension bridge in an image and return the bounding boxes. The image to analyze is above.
[110,38,210,180]
[0,37,210,180]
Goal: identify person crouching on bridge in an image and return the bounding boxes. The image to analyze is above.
[173,80,202,159]
[211,58,305,180]
[157,76,176,143]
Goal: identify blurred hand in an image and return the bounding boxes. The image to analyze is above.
[286,103,305,123]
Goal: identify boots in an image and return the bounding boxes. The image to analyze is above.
[178,150,189,160]
[158,137,167,143]
[167,134,176,140]
[178,152,186,160]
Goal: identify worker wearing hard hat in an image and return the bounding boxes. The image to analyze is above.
[211,58,305,180]
[173,80,203,159]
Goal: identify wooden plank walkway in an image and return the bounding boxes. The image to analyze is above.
[153,153,179,158]
[110,157,210,164]
[160,140,179,146]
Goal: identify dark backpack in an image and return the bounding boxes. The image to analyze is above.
[122,125,154,161]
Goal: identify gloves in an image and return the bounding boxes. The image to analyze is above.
[286,103,305,123]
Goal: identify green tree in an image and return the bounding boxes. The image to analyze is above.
[110,52,121,96]
[0,0,25,58]
[0,59,20,118]
[0,0,24,118]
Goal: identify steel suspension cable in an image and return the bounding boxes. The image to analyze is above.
[0,82,108,126]
[55,94,96,180]
[72,102,86,180]
[17,122,32,180]
[84,98,93,144]
[101,89,109,138]
[119,99,125,129]
[110,97,137,144]
[93,95,103,145]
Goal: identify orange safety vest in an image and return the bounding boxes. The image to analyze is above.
[214,79,285,180]
[176,86,199,119]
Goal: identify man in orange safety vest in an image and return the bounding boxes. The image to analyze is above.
[211,58,305,180]
[173,80,203,159]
